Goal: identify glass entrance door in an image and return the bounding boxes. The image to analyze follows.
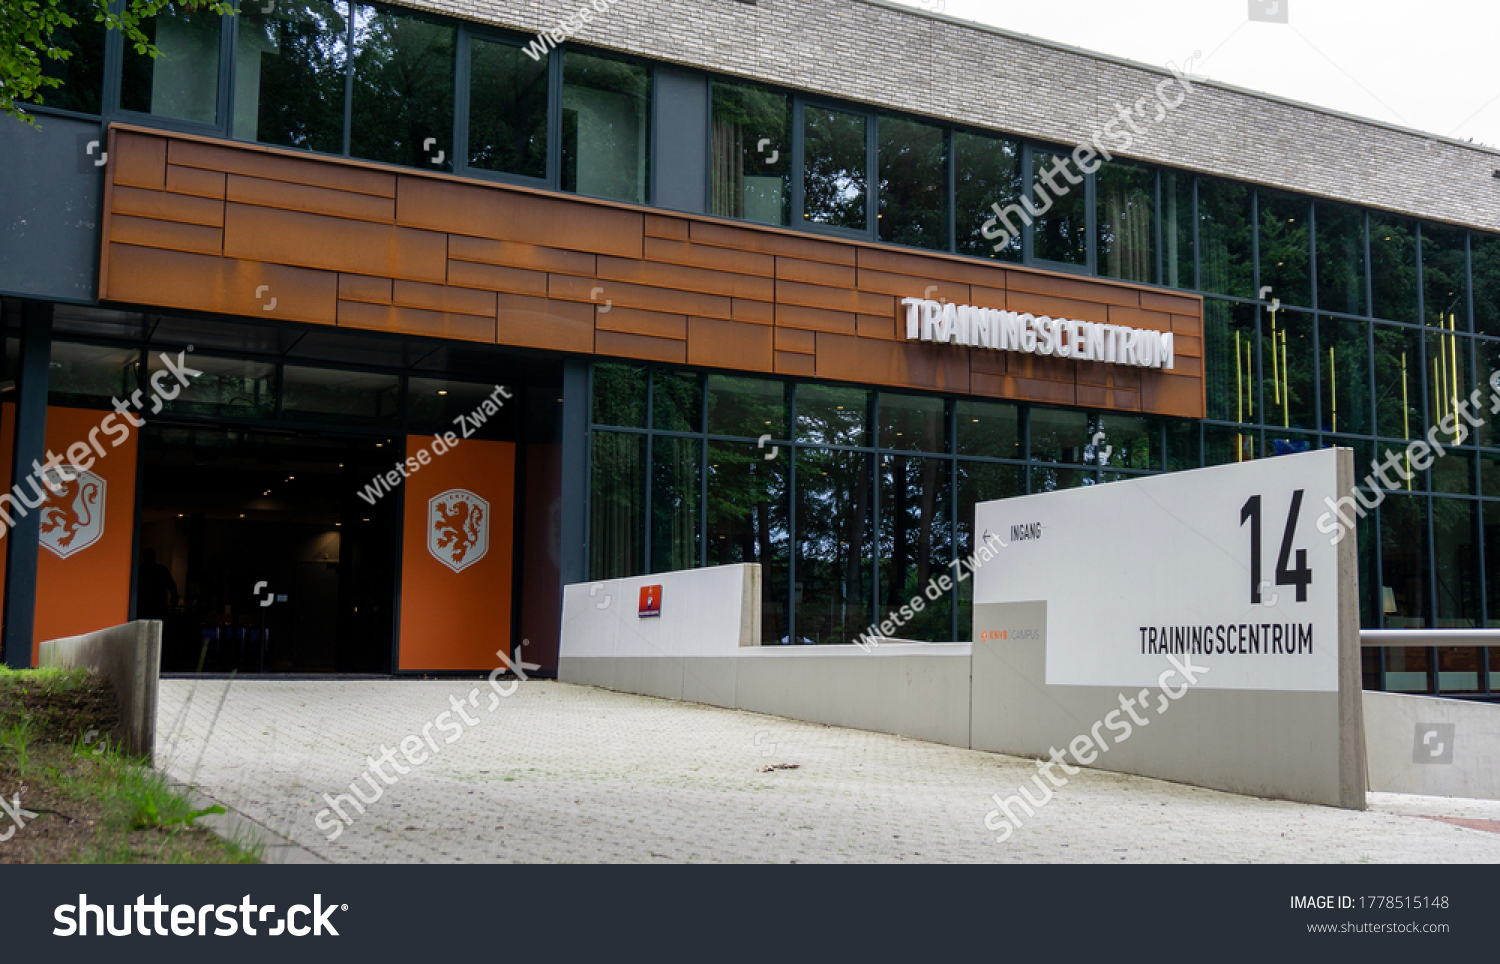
[139,425,398,674]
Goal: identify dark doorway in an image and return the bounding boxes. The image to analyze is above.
[139,425,399,674]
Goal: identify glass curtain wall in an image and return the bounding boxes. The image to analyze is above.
[589,363,1161,647]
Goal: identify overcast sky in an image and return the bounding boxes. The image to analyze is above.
[883,0,1500,150]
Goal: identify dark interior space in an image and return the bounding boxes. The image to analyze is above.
[139,425,399,674]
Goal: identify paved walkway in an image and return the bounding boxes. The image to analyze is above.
[156,678,1500,863]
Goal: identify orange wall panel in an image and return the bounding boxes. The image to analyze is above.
[100,124,1207,420]
[30,406,140,657]
[398,436,515,671]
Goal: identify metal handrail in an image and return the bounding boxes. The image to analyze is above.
[1360,630,1500,648]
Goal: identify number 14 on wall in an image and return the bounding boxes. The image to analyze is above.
[1240,491,1312,604]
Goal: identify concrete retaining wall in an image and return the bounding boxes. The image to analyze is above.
[37,620,161,761]
[1365,691,1500,801]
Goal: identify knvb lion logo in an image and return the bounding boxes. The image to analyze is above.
[428,488,488,572]
[39,467,106,559]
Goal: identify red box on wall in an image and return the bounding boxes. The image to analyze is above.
[638,584,662,618]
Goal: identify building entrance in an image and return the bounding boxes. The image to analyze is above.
[139,425,399,674]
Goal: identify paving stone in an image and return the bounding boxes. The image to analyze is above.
[156,679,1500,864]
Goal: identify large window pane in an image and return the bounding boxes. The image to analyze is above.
[467,36,547,179]
[282,366,399,425]
[1029,149,1087,265]
[1165,418,1199,470]
[1205,424,1256,464]
[1316,202,1365,316]
[562,51,650,203]
[1029,407,1090,463]
[1432,451,1474,496]
[408,377,511,438]
[880,455,951,640]
[1320,316,1371,436]
[592,363,645,427]
[878,392,946,453]
[877,115,947,250]
[796,384,870,447]
[706,375,787,439]
[349,4,454,170]
[1475,233,1500,337]
[1092,413,1157,470]
[232,1,348,151]
[1257,189,1310,309]
[590,431,645,579]
[1373,323,1423,443]
[1203,299,1258,423]
[1426,329,1470,445]
[1197,177,1253,298]
[1437,647,1481,693]
[1262,308,1315,430]
[1096,161,1154,283]
[802,105,867,231]
[48,342,136,408]
[149,352,275,418]
[120,3,222,124]
[1423,224,1468,330]
[1486,502,1500,627]
[794,447,872,644]
[29,0,106,114]
[652,370,703,433]
[956,399,1020,460]
[708,441,788,643]
[954,130,1022,261]
[709,81,790,226]
[1380,495,1428,629]
[1161,170,1194,290]
[651,436,701,573]
[1370,215,1417,323]
[1432,498,1480,630]
[1473,338,1500,448]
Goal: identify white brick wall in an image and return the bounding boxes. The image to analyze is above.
[404,0,1500,233]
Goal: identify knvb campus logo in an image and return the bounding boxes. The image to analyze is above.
[428,489,488,572]
[39,467,105,559]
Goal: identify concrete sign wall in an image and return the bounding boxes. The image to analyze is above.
[971,448,1366,809]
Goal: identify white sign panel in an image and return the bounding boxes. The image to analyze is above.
[973,448,1341,692]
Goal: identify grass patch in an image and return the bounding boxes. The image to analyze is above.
[0,667,259,864]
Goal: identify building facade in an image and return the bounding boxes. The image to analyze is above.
[2,0,1499,698]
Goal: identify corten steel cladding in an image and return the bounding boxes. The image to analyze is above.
[397,436,516,671]
[0,406,140,659]
[97,125,1206,419]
